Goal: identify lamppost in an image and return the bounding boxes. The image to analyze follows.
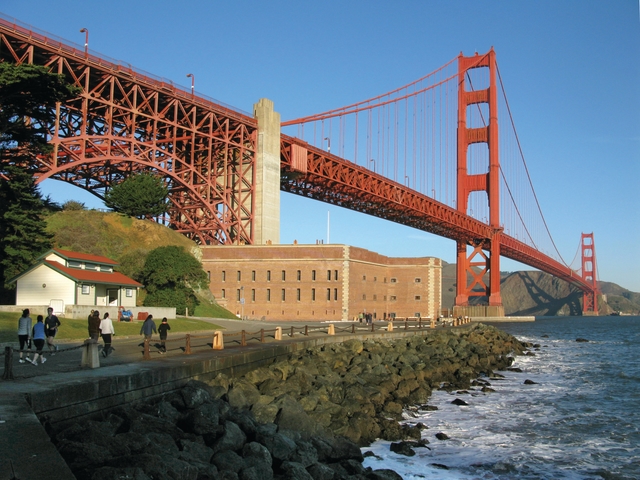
[324,137,331,153]
[370,159,376,173]
[186,73,194,96]
[79,28,88,57]
[404,175,410,186]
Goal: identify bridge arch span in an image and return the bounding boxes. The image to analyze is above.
[35,138,252,245]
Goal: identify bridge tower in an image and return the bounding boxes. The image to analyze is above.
[581,232,599,315]
[253,98,281,245]
[454,49,504,316]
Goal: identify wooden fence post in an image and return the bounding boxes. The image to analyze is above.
[351,324,355,334]
[241,330,246,347]
[213,331,224,350]
[387,321,393,332]
[275,327,282,340]
[290,326,294,337]
[185,334,192,354]
[304,325,309,336]
[328,324,335,335]
[143,338,151,360]
[260,329,264,343]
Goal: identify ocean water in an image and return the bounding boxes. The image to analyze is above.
[362,316,640,480]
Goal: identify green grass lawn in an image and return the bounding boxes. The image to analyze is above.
[0,312,223,343]
[192,302,238,319]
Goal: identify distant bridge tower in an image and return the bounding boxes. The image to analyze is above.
[581,232,599,315]
[454,48,504,316]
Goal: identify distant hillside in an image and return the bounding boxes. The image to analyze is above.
[441,262,458,311]
[599,281,640,315]
[500,271,583,316]
[440,261,640,316]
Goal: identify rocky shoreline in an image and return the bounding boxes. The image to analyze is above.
[50,323,530,479]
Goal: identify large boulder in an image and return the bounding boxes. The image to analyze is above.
[255,431,296,464]
[179,402,221,435]
[274,395,319,437]
[180,380,213,408]
[242,441,273,470]
[279,461,315,480]
[212,421,247,454]
[212,449,245,474]
[228,379,261,410]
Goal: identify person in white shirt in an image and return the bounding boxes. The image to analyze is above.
[99,312,115,357]
[17,309,32,364]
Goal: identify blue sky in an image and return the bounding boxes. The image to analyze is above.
[2,1,639,292]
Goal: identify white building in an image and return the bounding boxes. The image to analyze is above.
[10,249,142,310]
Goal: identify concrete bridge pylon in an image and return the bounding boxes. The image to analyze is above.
[253,98,281,245]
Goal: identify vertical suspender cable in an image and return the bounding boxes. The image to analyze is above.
[354,111,358,166]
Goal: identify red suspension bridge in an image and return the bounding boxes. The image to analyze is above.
[0,15,599,315]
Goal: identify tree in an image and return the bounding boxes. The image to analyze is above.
[0,62,79,160]
[104,173,169,218]
[0,62,79,300]
[0,166,53,296]
[116,248,149,282]
[62,200,86,211]
[140,246,208,315]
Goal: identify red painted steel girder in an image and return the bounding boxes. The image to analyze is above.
[0,18,257,245]
[281,136,594,294]
[281,136,496,242]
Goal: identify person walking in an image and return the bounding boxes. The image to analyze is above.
[17,309,32,364]
[29,315,47,365]
[158,317,171,354]
[99,312,115,357]
[88,310,101,341]
[139,314,157,341]
[44,307,61,354]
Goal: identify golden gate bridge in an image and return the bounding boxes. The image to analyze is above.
[0,14,599,315]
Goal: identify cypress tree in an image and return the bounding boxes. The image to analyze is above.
[0,62,79,300]
[104,173,169,218]
[0,165,53,299]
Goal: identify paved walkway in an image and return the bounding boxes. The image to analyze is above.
[1,317,348,382]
